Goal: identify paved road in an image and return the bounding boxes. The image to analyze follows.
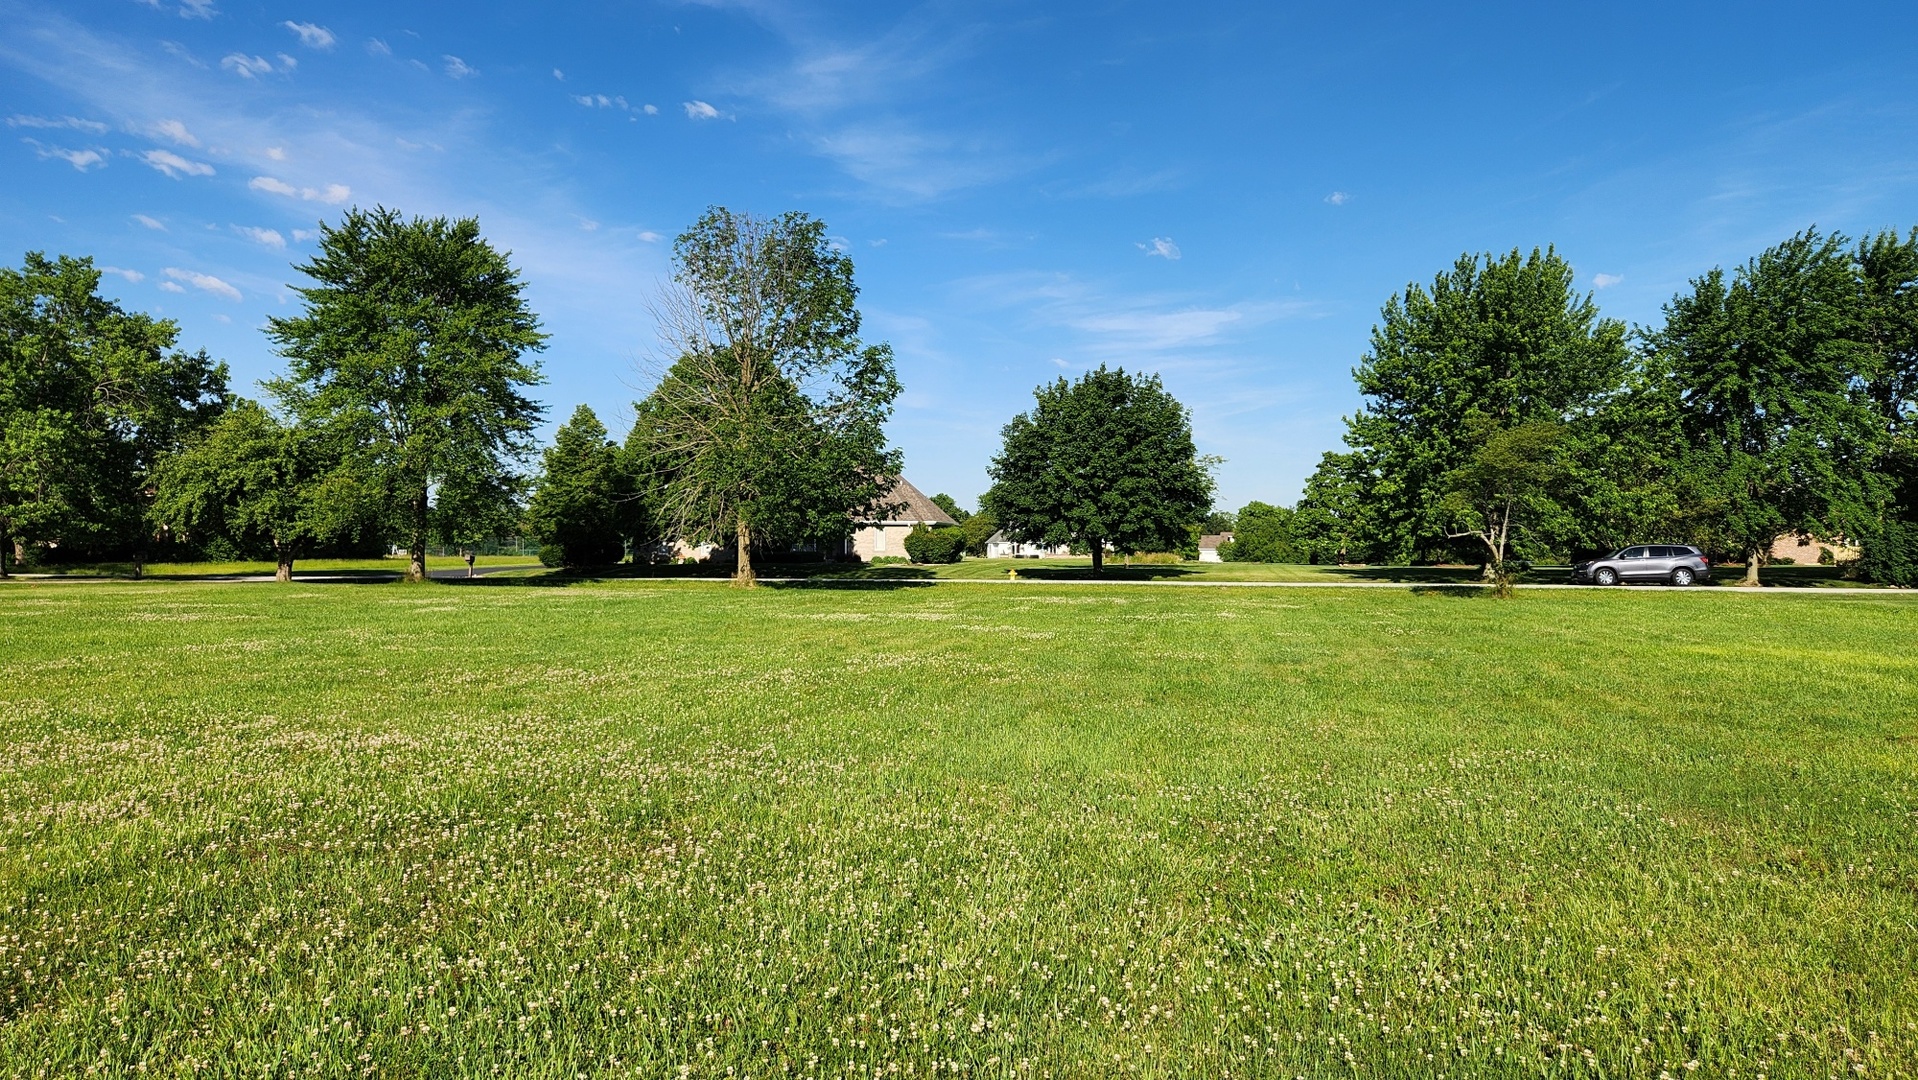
[3,563,544,584]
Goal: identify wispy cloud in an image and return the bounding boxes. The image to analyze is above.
[133,214,167,231]
[232,224,286,248]
[249,176,350,203]
[636,230,663,243]
[157,280,184,293]
[365,38,391,57]
[24,139,107,170]
[682,99,721,120]
[148,118,199,146]
[164,267,241,300]
[7,114,108,133]
[1592,273,1624,289]
[139,148,214,177]
[442,55,476,79]
[177,0,216,19]
[281,21,335,50]
[101,266,145,283]
[221,53,276,78]
[552,68,564,81]
[1137,237,1181,260]
[1324,190,1350,205]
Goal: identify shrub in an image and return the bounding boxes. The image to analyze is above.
[903,524,965,563]
[1131,551,1182,564]
[1818,546,1835,565]
[1857,519,1918,587]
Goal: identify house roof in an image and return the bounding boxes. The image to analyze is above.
[864,476,957,525]
[987,530,1010,543]
[1198,532,1233,549]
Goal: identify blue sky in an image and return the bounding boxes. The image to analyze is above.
[4,2,1916,510]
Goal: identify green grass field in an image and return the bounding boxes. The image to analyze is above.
[1,579,1913,1077]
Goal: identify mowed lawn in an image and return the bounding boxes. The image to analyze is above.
[0,581,1913,1078]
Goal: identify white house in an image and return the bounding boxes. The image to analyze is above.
[1197,532,1233,562]
[844,476,955,560]
[984,531,1072,558]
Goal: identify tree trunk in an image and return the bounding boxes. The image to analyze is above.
[1741,548,1763,587]
[733,518,756,587]
[1090,540,1104,576]
[275,541,293,583]
[408,487,429,583]
[0,530,9,579]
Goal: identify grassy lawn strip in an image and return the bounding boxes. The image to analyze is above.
[14,554,538,578]
[0,581,1912,1076]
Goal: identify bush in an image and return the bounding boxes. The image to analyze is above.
[903,524,965,563]
[1818,546,1835,565]
[1130,551,1182,564]
[1857,519,1918,587]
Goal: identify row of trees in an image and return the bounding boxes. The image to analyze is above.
[1219,230,1917,587]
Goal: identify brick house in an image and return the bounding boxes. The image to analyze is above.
[843,476,956,560]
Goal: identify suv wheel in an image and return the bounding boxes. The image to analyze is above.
[1671,567,1695,587]
[1594,567,1618,586]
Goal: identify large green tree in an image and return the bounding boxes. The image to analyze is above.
[0,253,227,576]
[1438,419,1567,594]
[266,208,546,582]
[1855,228,1918,585]
[1330,248,1628,563]
[982,366,1213,575]
[524,404,642,569]
[150,399,362,581]
[1648,229,1880,585]
[1220,501,1302,563]
[632,208,901,585]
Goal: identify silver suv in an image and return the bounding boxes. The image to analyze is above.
[1572,545,1712,586]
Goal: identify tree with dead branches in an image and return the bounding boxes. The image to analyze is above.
[632,208,901,585]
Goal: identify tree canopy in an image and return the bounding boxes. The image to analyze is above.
[524,404,641,569]
[266,208,546,582]
[0,252,228,575]
[982,366,1213,575]
[632,208,900,584]
[150,399,363,581]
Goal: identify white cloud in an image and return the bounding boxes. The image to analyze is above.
[636,230,663,243]
[277,53,298,72]
[101,266,145,283]
[1324,191,1350,205]
[221,53,274,78]
[164,267,241,301]
[248,175,350,204]
[178,0,216,19]
[1137,237,1181,260]
[682,100,720,120]
[643,103,658,115]
[265,146,286,161]
[1072,308,1242,349]
[159,40,206,68]
[1592,273,1624,289]
[552,68,564,81]
[282,21,335,50]
[443,55,476,79]
[149,118,199,147]
[25,140,107,170]
[157,280,185,293]
[7,114,108,133]
[139,148,214,177]
[133,214,167,231]
[366,38,391,57]
[233,225,286,248]
[578,218,599,232]
[291,229,319,242]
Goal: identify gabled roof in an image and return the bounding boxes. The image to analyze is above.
[1198,533,1233,549]
[862,476,957,525]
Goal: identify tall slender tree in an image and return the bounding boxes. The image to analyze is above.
[982,366,1213,575]
[524,404,642,568]
[266,208,546,582]
[633,208,900,585]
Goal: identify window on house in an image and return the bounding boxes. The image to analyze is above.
[874,527,887,552]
